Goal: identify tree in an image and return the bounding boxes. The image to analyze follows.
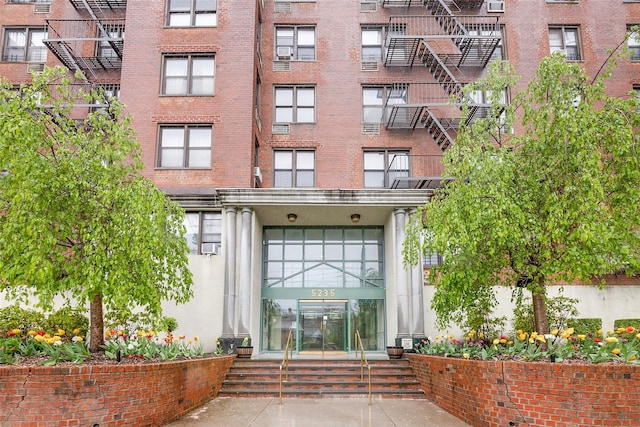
[0,67,193,352]
[405,55,640,335]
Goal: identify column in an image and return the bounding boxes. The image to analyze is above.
[395,208,410,339]
[221,207,237,337]
[237,207,253,337]
[409,209,425,337]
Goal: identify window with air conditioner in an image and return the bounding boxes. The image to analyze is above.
[184,212,222,255]
[275,26,315,61]
[549,26,581,61]
[361,27,383,61]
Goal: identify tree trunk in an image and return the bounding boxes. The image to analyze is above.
[531,285,549,350]
[89,293,104,353]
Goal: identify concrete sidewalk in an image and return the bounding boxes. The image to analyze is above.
[164,397,471,427]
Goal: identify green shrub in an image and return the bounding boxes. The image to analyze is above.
[0,305,46,336]
[567,318,602,334]
[614,319,640,330]
[44,307,89,338]
[512,294,579,333]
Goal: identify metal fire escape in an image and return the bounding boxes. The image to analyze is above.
[43,0,126,86]
[382,0,502,151]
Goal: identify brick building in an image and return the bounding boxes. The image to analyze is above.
[1,0,639,355]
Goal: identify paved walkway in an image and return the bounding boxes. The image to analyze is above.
[164,397,471,427]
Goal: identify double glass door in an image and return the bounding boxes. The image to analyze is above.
[299,300,347,353]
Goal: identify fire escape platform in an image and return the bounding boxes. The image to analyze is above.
[44,19,124,74]
[68,0,127,10]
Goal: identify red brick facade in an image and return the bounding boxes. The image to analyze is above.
[0,356,235,427]
[407,354,640,427]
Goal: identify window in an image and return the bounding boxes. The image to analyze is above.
[162,54,215,95]
[468,24,505,61]
[275,26,315,60]
[361,27,383,61]
[363,150,409,188]
[97,26,124,59]
[2,27,47,62]
[167,0,217,27]
[6,0,50,3]
[628,26,640,61]
[273,149,315,188]
[549,26,581,60]
[274,86,315,123]
[362,86,407,123]
[184,212,221,255]
[158,124,212,168]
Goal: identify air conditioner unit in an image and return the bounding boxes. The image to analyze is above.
[201,243,219,255]
[487,1,505,12]
[276,46,292,60]
[254,166,263,185]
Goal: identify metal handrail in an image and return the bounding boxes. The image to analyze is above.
[354,330,372,406]
[279,330,294,405]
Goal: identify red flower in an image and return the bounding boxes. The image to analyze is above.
[594,338,601,343]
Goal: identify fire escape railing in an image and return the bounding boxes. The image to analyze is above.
[383,8,502,151]
[67,0,127,10]
[385,154,448,189]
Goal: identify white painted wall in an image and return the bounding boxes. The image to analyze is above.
[423,285,640,339]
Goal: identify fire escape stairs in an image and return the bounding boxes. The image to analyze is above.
[43,0,125,84]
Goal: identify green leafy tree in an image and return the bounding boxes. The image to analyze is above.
[405,55,640,335]
[0,67,193,352]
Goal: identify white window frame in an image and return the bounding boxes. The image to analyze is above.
[167,0,217,27]
[361,26,383,61]
[274,86,315,124]
[363,150,410,189]
[273,149,316,188]
[162,54,215,96]
[628,26,640,61]
[157,124,213,168]
[2,27,47,63]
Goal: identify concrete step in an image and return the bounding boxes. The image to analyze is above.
[219,358,425,399]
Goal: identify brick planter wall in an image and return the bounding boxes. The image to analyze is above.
[407,354,640,427]
[0,355,235,427]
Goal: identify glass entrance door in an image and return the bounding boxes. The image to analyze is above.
[299,300,347,353]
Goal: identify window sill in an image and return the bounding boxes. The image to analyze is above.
[155,167,213,170]
[159,94,215,97]
[163,25,218,29]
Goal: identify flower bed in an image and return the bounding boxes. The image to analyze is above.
[0,355,235,427]
[406,353,640,427]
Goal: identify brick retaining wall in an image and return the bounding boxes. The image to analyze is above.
[0,355,235,427]
[406,353,640,427]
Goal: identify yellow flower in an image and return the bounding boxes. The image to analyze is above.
[28,330,37,336]
[75,337,83,342]
[517,330,523,335]
[612,348,620,355]
[493,338,500,345]
[529,337,534,344]
[463,353,470,359]
[577,334,586,340]
[605,337,619,343]
[597,329,603,335]
[46,338,55,345]
[499,338,507,344]
[636,333,640,340]
[507,341,513,345]
[44,333,51,339]
[188,339,193,344]
[518,333,527,342]
[607,329,613,335]
[561,328,574,339]
[629,355,637,361]
[551,328,559,336]
[52,335,62,342]
[11,328,22,335]
[478,333,484,339]
[530,332,538,340]
[536,335,546,343]
[73,329,80,335]
[467,330,476,338]
[616,327,626,334]
[138,330,146,337]
[57,329,65,336]
[34,334,45,342]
